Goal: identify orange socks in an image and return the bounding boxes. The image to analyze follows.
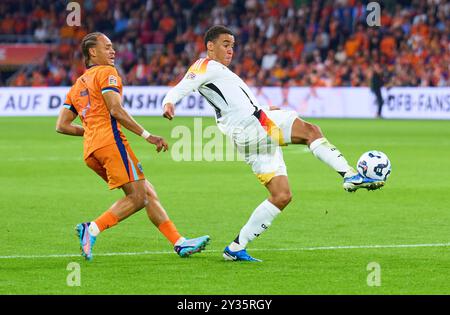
[92,212,181,245]
[158,220,182,245]
[94,210,119,232]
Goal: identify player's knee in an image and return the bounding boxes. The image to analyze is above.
[145,185,159,201]
[130,192,147,209]
[281,191,293,207]
[308,123,323,140]
[142,195,149,208]
[304,123,323,145]
[272,191,292,209]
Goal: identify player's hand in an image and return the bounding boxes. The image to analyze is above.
[146,135,169,153]
[163,103,175,120]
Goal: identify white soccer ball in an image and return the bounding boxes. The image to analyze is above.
[357,150,391,181]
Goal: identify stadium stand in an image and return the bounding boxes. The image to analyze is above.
[0,0,448,87]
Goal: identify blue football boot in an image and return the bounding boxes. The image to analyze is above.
[223,246,262,262]
[343,173,384,192]
[75,222,96,261]
[174,235,210,257]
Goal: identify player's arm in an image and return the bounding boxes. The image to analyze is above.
[163,60,212,120]
[102,91,168,152]
[56,101,84,136]
[162,80,196,120]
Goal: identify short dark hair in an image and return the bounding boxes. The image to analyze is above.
[204,25,234,47]
[81,32,104,67]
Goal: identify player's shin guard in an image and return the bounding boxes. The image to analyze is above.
[231,199,281,250]
[309,137,355,177]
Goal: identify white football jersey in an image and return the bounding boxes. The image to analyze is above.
[162,58,262,129]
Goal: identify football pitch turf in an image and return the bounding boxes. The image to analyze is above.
[1,116,449,295]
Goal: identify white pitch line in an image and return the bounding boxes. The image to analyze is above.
[0,250,172,260]
[1,242,449,260]
[251,243,450,251]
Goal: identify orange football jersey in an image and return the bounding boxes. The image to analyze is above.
[63,65,127,159]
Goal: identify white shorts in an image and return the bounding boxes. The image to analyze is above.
[222,109,298,185]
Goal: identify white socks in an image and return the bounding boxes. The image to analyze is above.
[88,222,100,237]
[309,137,355,176]
[229,199,281,251]
[174,237,186,246]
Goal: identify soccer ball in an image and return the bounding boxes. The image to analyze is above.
[357,150,391,181]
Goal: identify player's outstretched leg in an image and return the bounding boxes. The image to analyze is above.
[310,138,384,192]
[174,235,211,258]
[290,118,384,192]
[75,222,97,261]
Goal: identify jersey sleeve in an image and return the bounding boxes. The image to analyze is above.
[63,88,78,115]
[162,58,215,106]
[97,66,122,95]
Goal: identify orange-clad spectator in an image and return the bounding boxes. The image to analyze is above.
[95,0,108,14]
[32,5,46,20]
[69,66,83,84]
[60,25,75,39]
[411,22,430,39]
[354,25,369,51]
[350,71,362,86]
[242,54,256,73]
[391,13,404,29]
[1,14,14,33]
[310,75,327,87]
[287,33,304,60]
[218,0,231,6]
[58,42,73,56]
[380,34,396,59]
[272,64,286,80]
[31,70,47,87]
[345,34,360,58]
[14,16,27,34]
[380,13,392,28]
[159,53,171,68]
[128,58,151,83]
[51,66,67,85]
[168,70,186,86]
[12,72,28,86]
[159,15,176,34]
[278,0,292,8]
[333,73,343,86]
[267,0,280,17]
[74,27,88,42]
[355,53,367,66]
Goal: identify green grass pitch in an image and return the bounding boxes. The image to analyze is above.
[1,116,449,295]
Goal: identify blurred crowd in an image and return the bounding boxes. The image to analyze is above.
[1,0,449,87]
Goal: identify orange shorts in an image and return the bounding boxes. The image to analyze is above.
[85,142,145,189]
